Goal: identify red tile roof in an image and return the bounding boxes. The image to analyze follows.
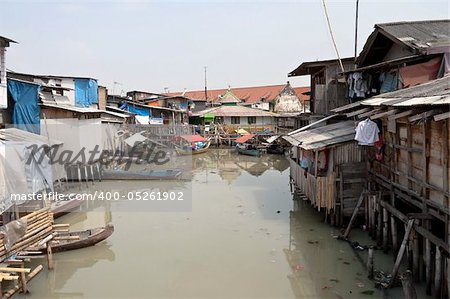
[166,84,310,104]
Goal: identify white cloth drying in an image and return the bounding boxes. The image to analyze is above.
[355,119,380,145]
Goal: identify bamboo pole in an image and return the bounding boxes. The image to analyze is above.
[2,265,43,299]
[390,191,398,254]
[389,219,415,287]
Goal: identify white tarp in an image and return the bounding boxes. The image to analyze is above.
[0,140,54,213]
[0,85,7,109]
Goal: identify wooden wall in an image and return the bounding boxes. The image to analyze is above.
[372,115,450,211]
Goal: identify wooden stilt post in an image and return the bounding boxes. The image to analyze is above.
[383,206,389,253]
[377,193,382,246]
[425,238,432,294]
[412,229,420,282]
[343,191,365,239]
[371,195,376,239]
[400,270,417,299]
[390,191,398,254]
[19,261,27,294]
[367,246,374,279]
[46,241,53,270]
[389,219,415,287]
[434,247,442,297]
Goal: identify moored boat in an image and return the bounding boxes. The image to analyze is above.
[33,224,114,254]
[235,143,261,157]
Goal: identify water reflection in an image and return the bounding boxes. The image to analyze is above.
[192,150,290,182]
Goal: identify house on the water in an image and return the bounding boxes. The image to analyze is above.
[285,19,450,298]
[0,35,17,127]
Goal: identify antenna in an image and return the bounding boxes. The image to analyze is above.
[204,66,208,101]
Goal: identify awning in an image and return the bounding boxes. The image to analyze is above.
[266,135,280,144]
[235,128,249,135]
[235,134,255,143]
[179,135,206,143]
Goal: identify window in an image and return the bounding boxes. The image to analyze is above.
[248,116,256,124]
[231,117,240,124]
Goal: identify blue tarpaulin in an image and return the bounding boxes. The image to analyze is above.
[7,79,41,134]
[74,78,98,107]
[122,103,151,117]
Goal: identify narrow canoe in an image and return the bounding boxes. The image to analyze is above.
[39,224,114,253]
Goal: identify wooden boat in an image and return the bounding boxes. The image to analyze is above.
[101,169,182,180]
[267,144,285,155]
[37,224,114,253]
[51,199,84,219]
[235,143,261,157]
[176,141,211,155]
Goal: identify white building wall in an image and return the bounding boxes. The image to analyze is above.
[223,116,273,125]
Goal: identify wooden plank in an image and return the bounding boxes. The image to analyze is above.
[433,111,450,122]
[346,107,370,118]
[408,110,442,122]
[371,109,399,120]
[389,219,415,287]
[380,200,449,253]
[343,191,365,238]
[388,109,415,121]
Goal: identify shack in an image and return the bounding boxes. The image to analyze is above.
[283,118,366,226]
[331,75,450,298]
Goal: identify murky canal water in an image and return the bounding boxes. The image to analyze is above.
[19,150,429,298]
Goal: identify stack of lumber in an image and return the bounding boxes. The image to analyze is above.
[0,207,54,262]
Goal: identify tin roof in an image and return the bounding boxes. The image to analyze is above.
[235,134,255,144]
[283,121,356,150]
[357,19,450,66]
[288,57,355,77]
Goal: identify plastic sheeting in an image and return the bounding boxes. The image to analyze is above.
[0,219,27,251]
[400,57,441,88]
[0,140,54,213]
[74,78,98,107]
[123,103,151,117]
[7,79,41,134]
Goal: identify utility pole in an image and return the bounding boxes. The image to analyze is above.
[354,0,360,64]
[204,66,208,101]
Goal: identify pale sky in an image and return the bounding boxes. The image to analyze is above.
[1,0,449,94]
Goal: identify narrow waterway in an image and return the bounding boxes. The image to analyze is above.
[19,150,428,298]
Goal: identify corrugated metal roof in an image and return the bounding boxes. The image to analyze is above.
[361,76,450,107]
[376,19,450,50]
[283,121,356,150]
[0,128,63,146]
[288,57,355,77]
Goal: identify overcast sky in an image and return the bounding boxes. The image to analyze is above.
[1,0,448,94]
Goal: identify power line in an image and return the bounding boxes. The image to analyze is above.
[321,0,345,73]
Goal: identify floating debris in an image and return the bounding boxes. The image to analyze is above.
[360,290,374,295]
[329,278,339,283]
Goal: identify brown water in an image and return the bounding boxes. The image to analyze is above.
[19,150,429,299]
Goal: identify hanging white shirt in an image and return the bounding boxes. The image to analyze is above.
[355,119,380,145]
